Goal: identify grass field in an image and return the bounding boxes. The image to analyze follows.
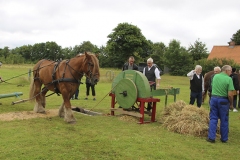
[0,64,240,160]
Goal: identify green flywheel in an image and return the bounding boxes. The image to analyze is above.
[115,78,137,109]
[112,70,151,109]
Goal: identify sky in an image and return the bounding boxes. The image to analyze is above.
[1,0,240,52]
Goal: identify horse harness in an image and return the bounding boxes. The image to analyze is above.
[34,59,84,96]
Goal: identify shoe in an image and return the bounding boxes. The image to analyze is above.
[233,108,238,112]
[93,98,96,101]
[220,139,227,143]
[206,138,215,143]
[84,98,88,100]
[75,97,79,100]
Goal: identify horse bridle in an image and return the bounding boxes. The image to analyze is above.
[85,61,98,84]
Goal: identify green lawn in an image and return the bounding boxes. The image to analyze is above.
[0,64,239,160]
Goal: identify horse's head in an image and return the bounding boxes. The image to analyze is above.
[83,52,100,85]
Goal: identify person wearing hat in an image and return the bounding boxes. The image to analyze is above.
[230,67,239,112]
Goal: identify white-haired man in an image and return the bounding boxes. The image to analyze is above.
[187,65,204,107]
[143,58,161,111]
[207,65,234,143]
[208,66,221,100]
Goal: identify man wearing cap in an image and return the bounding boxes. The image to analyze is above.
[207,65,234,143]
[230,67,239,112]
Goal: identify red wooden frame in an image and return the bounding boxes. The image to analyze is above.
[109,93,160,124]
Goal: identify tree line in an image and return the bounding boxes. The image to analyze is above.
[1,23,240,76]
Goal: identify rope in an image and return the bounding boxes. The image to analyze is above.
[84,83,119,113]
[0,61,56,84]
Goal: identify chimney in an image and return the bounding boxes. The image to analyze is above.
[228,41,235,48]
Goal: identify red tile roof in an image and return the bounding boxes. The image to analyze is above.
[207,45,240,64]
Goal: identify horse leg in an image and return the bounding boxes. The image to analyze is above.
[33,81,46,113]
[41,89,48,108]
[58,102,65,118]
[63,98,76,123]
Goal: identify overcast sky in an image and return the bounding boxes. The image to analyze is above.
[1,0,239,52]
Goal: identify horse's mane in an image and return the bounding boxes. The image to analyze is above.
[89,53,100,77]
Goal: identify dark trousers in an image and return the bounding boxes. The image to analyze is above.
[238,93,240,108]
[86,83,95,96]
[72,86,80,99]
[189,91,202,107]
[147,84,156,111]
[75,88,79,98]
[208,97,229,141]
[233,95,237,109]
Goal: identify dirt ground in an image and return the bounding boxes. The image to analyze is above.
[0,109,59,121]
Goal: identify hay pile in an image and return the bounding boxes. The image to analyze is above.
[159,100,219,137]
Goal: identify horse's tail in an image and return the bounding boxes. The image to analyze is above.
[29,79,36,103]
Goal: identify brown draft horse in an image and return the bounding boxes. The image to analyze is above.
[202,70,214,103]
[202,70,240,103]
[29,52,100,123]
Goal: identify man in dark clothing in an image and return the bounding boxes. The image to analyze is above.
[230,68,239,112]
[84,77,96,101]
[120,56,138,109]
[208,66,221,100]
[187,65,204,108]
[122,56,138,71]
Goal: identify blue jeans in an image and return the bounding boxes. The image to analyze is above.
[189,91,202,107]
[208,97,229,141]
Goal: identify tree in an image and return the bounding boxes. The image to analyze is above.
[106,22,151,68]
[72,41,99,56]
[164,39,193,76]
[188,39,208,62]
[45,41,61,61]
[12,45,32,62]
[0,46,10,59]
[230,29,240,45]
[61,47,73,59]
[150,42,166,70]
[31,43,46,61]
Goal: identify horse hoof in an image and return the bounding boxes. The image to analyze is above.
[68,121,76,124]
[38,111,46,114]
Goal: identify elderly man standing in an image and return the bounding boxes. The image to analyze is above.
[207,65,234,143]
[143,58,161,111]
[143,58,161,91]
[187,65,204,107]
[208,66,221,100]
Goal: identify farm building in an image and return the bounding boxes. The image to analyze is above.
[207,41,240,64]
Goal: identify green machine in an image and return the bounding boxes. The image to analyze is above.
[111,70,180,109]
